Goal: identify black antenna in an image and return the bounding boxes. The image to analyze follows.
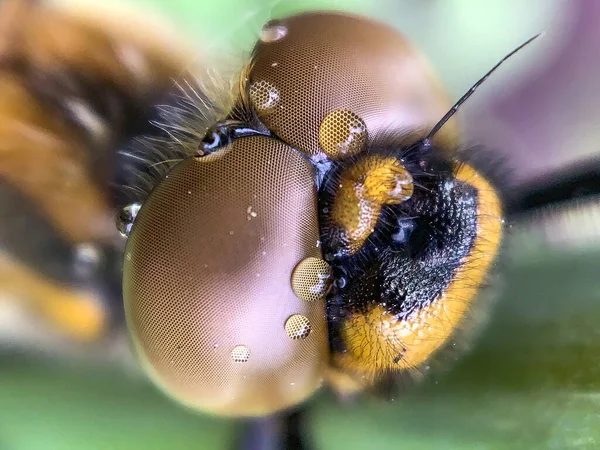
[422,33,542,147]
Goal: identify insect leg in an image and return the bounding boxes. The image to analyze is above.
[232,409,312,450]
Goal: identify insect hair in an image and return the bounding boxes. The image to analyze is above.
[114,62,252,208]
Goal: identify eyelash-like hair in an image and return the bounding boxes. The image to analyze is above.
[112,46,265,210]
[113,66,248,208]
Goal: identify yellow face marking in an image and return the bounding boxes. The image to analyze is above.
[0,255,106,342]
[332,164,503,383]
[331,155,414,254]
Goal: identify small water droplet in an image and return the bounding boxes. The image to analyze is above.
[117,202,142,237]
[291,257,332,302]
[249,80,280,112]
[285,314,311,339]
[231,345,250,362]
[319,110,368,159]
[261,23,287,42]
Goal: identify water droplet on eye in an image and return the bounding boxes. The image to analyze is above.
[116,202,142,237]
[249,80,280,113]
[291,257,332,302]
[231,345,250,362]
[319,110,368,159]
[285,314,311,339]
[260,23,287,42]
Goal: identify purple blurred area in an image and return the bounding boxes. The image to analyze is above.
[466,0,600,183]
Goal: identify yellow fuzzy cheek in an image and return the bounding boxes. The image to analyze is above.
[331,155,414,255]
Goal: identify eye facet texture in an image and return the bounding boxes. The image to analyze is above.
[249,11,457,157]
[123,10,498,415]
[123,136,328,417]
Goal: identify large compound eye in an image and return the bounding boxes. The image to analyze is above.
[123,136,329,417]
[248,11,457,158]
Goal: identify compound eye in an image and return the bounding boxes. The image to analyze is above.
[123,136,329,417]
[248,12,457,157]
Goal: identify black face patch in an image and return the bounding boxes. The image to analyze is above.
[324,169,479,354]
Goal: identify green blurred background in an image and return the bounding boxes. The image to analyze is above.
[4,1,600,449]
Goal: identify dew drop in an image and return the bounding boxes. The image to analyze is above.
[231,345,250,362]
[261,24,287,42]
[291,257,332,302]
[285,315,311,340]
[116,202,142,237]
[319,110,367,159]
[249,80,280,112]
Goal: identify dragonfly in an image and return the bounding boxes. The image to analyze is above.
[1,1,599,449]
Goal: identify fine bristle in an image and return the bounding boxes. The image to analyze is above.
[113,70,240,207]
